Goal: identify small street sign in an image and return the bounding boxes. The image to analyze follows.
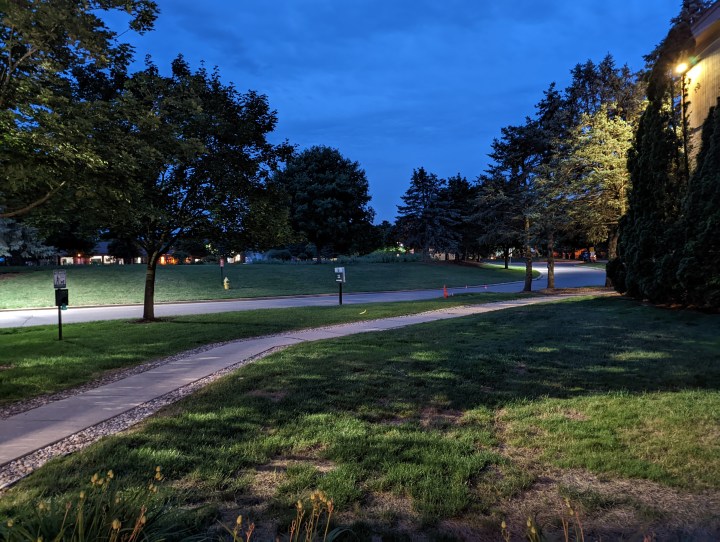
[53,270,66,289]
[334,267,346,283]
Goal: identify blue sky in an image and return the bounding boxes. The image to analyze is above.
[112,1,682,223]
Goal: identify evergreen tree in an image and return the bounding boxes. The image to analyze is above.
[0,218,55,263]
[441,174,479,261]
[476,120,541,289]
[616,0,705,301]
[677,99,720,309]
[396,167,459,260]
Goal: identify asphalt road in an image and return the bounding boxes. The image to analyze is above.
[0,262,606,329]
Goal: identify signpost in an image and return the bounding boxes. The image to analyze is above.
[334,267,346,305]
[220,257,225,286]
[53,270,68,340]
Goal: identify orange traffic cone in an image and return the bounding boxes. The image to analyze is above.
[443,285,448,298]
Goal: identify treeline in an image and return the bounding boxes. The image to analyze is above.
[395,0,720,309]
[394,53,644,291]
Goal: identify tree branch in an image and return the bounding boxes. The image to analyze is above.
[0,181,67,218]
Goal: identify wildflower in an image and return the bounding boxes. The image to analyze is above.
[37,537,43,542]
[37,502,46,512]
[112,519,121,530]
[531,526,537,535]
[6,519,13,528]
[526,518,532,528]
[79,491,86,500]
[501,520,506,530]
[236,515,243,526]
[91,473,99,484]
[139,515,146,525]
[107,470,114,479]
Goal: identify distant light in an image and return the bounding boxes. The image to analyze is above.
[676,62,689,74]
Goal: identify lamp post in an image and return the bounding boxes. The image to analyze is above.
[676,62,690,179]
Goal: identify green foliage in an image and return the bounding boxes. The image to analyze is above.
[0,467,178,542]
[618,1,720,308]
[676,99,720,308]
[561,105,634,259]
[0,0,158,218]
[276,146,375,260]
[106,56,292,319]
[396,168,460,260]
[0,219,55,261]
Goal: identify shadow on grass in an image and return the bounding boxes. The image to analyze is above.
[4,297,719,538]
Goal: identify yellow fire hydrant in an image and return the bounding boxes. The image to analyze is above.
[223,276,231,290]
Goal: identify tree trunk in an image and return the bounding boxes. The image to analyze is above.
[546,231,555,289]
[523,217,533,292]
[605,227,619,287]
[142,255,159,321]
[503,246,510,269]
[607,227,619,261]
[315,244,322,264]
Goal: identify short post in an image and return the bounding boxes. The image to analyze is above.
[53,270,68,341]
[334,267,346,306]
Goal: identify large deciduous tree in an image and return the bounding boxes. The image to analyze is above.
[109,57,292,320]
[276,146,375,261]
[0,0,158,218]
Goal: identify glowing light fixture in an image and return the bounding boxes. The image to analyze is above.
[676,62,689,74]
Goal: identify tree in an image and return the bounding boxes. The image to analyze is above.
[441,174,479,261]
[0,0,158,218]
[109,57,292,320]
[477,119,543,290]
[563,105,634,261]
[616,0,704,302]
[0,218,55,263]
[677,99,720,309]
[396,167,459,261]
[276,146,375,261]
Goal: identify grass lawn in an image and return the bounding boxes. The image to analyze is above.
[1,297,718,540]
[0,261,533,309]
[0,292,526,406]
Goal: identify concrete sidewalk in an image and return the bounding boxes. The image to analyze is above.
[0,294,579,484]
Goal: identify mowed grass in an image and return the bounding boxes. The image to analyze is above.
[0,262,530,309]
[2,297,718,540]
[0,293,525,406]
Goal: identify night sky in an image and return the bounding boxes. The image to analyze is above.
[110,1,682,223]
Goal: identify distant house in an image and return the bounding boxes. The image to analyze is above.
[685,3,720,158]
[58,242,143,265]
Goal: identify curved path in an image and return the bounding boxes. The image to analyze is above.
[0,291,611,489]
[0,262,604,328]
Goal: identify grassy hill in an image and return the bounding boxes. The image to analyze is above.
[0,261,532,309]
